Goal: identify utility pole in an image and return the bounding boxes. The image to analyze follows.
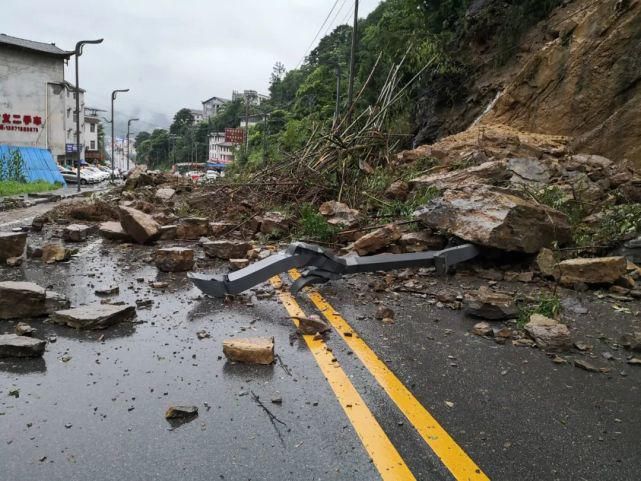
[347,0,359,123]
[244,92,250,153]
[126,118,138,172]
[334,65,341,129]
[111,89,129,180]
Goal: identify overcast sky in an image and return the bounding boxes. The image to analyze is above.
[4,0,381,130]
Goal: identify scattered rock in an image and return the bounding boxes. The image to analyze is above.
[203,240,252,260]
[0,281,68,320]
[51,303,136,330]
[463,286,517,320]
[165,405,198,419]
[6,256,22,267]
[319,200,360,227]
[415,185,571,253]
[296,314,330,335]
[118,206,161,244]
[15,322,36,336]
[621,332,641,352]
[411,161,508,190]
[41,243,68,263]
[223,337,275,365]
[196,330,210,340]
[63,224,91,242]
[0,334,46,358]
[209,221,236,236]
[536,248,560,278]
[99,221,133,242]
[176,217,210,240]
[574,359,600,373]
[154,247,194,272]
[558,257,627,286]
[349,224,401,255]
[375,306,395,320]
[524,314,571,351]
[398,231,445,252]
[472,322,493,337]
[95,286,119,296]
[155,187,176,202]
[159,225,177,240]
[628,357,641,366]
[229,258,250,270]
[0,231,27,262]
[385,180,410,200]
[504,271,534,283]
[260,211,289,236]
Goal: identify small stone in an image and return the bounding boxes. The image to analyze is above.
[196,330,210,340]
[627,357,641,365]
[95,286,119,296]
[202,240,253,260]
[155,187,176,201]
[558,257,627,286]
[375,306,395,320]
[574,341,592,352]
[63,224,91,242]
[271,397,283,405]
[151,282,168,289]
[574,359,601,373]
[535,248,559,278]
[222,337,274,365]
[464,286,517,320]
[15,322,36,336]
[6,256,22,267]
[349,224,401,255]
[524,314,571,352]
[472,322,493,337]
[385,180,410,201]
[260,211,290,236]
[159,225,177,240]
[41,243,68,263]
[154,247,194,272]
[165,405,198,419]
[229,258,250,270]
[297,315,330,335]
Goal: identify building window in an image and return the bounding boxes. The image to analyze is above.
[90,123,96,133]
[90,140,96,150]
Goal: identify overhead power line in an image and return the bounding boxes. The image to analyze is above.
[296,0,342,69]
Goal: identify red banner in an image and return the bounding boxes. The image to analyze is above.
[225,128,245,145]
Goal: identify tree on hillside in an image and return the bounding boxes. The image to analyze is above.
[134,131,151,150]
[170,108,195,135]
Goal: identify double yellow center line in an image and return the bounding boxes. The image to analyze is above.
[274,270,490,481]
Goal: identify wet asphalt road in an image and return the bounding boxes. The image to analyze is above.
[1,210,640,480]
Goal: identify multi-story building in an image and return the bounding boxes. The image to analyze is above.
[232,90,269,106]
[0,34,84,163]
[208,131,236,167]
[201,96,229,119]
[84,106,105,162]
[189,109,204,123]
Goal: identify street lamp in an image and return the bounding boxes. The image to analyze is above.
[126,118,139,172]
[73,38,103,192]
[111,88,129,181]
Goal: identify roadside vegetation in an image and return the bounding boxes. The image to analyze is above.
[0,148,61,197]
[0,180,60,197]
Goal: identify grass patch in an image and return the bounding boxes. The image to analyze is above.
[0,180,60,197]
[295,203,339,242]
[375,186,441,219]
[517,292,561,328]
[574,203,641,248]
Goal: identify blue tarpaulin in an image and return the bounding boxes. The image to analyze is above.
[0,145,66,185]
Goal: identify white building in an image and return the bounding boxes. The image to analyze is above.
[84,106,104,162]
[208,131,236,167]
[0,34,90,164]
[202,96,229,119]
[189,109,204,123]
[232,90,269,106]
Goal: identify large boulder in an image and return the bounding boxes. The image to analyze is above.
[99,221,133,242]
[558,257,627,286]
[119,206,160,244]
[524,314,571,352]
[202,240,252,260]
[176,217,210,240]
[0,334,46,358]
[0,232,27,262]
[51,303,136,330]
[410,161,509,190]
[155,187,176,202]
[0,281,69,320]
[349,224,401,255]
[154,247,194,272]
[415,185,571,253]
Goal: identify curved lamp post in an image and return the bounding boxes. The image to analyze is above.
[74,38,103,191]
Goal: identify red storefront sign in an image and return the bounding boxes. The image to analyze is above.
[224,128,245,145]
[0,113,42,132]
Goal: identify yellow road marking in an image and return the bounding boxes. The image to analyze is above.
[270,276,417,481]
[289,269,490,481]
